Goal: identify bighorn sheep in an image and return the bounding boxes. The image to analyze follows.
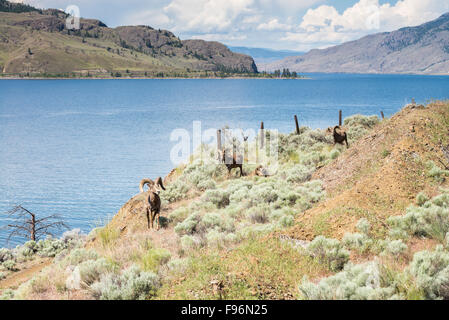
[139,177,165,230]
[326,125,349,148]
[254,165,269,177]
[218,149,243,177]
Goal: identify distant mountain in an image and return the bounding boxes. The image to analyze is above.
[0,1,257,76]
[229,46,304,65]
[262,13,449,75]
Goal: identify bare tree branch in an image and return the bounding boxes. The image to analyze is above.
[1,205,69,244]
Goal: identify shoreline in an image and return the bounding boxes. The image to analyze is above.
[0,76,311,80]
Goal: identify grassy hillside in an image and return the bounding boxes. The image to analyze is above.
[0,5,258,78]
[1,101,449,300]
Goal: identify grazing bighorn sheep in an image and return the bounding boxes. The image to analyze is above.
[139,177,165,230]
[326,125,349,148]
[254,165,269,177]
[218,149,243,177]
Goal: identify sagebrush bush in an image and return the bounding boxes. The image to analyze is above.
[388,192,449,242]
[416,192,430,206]
[382,239,408,257]
[245,206,270,224]
[299,261,397,300]
[344,114,380,142]
[409,245,449,299]
[202,189,230,208]
[174,213,202,235]
[0,248,14,263]
[342,233,373,254]
[307,236,350,272]
[140,248,171,272]
[2,260,17,271]
[62,248,99,267]
[78,258,117,287]
[168,207,190,223]
[426,161,448,183]
[91,265,159,300]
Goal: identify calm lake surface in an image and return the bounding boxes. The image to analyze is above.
[1,74,448,246]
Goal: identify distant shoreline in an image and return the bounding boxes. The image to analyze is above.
[0,76,311,80]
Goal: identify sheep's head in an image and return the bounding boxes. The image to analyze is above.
[140,177,165,194]
[152,177,166,195]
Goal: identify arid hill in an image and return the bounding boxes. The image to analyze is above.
[0,1,257,76]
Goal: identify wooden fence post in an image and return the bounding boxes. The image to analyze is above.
[260,122,264,149]
[217,129,222,151]
[339,110,342,126]
[294,115,300,134]
[380,111,385,119]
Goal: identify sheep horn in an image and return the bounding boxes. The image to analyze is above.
[155,177,165,190]
[139,178,154,193]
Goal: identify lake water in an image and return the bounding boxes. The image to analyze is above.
[1,74,448,247]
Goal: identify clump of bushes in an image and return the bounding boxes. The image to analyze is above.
[388,191,449,243]
[140,248,171,272]
[299,261,397,300]
[426,161,448,183]
[91,265,160,300]
[344,114,380,142]
[307,236,350,272]
[409,245,449,299]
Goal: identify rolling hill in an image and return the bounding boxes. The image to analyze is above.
[0,1,257,77]
[262,13,449,75]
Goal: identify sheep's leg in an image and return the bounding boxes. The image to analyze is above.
[239,165,243,177]
[146,206,150,229]
[156,212,160,231]
[345,137,349,148]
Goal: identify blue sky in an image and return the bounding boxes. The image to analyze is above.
[13,0,449,51]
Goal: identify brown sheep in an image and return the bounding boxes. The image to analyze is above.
[139,177,165,230]
[326,125,349,148]
[218,149,243,177]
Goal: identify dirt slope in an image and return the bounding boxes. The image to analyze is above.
[287,101,449,241]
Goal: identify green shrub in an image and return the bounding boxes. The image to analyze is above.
[0,248,14,263]
[174,213,202,235]
[2,260,17,271]
[78,258,117,287]
[180,235,201,251]
[91,265,160,300]
[388,192,449,242]
[307,236,350,272]
[168,207,190,223]
[382,239,408,257]
[62,248,99,267]
[342,233,373,254]
[202,189,230,208]
[161,179,190,203]
[299,261,397,300]
[409,245,449,299]
[140,248,171,272]
[344,114,380,142]
[416,192,430,206]
[426,161,448,183]
[285,165,313,184]
[0,289,15,300]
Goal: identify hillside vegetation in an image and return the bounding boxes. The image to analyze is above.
[0,1,257,77]
[1,101,449,300]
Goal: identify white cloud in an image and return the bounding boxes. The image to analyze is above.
[191,33,247,42]
[283,0,449,49]
[162,0,255,33]
[257,18,293,31]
